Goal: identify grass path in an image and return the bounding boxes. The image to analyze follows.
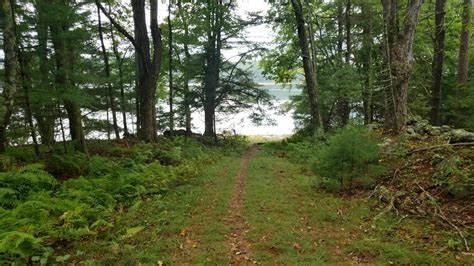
[225,145,260,264]
[72,145,472,264]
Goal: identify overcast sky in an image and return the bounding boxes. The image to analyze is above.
[155,0,274,60]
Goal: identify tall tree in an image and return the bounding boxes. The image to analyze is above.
[361,3,375,124]
[18,48,41,156]
[0,0,19,152]
[97,4,120,139]
[457,0,471,85]
[202,0,223,137]
[34,0,56,145]
[98,0,163,142]
[290,0,323,135]
[48,0,87,154]
[429,0,446,125]
[168,2,174,135]
[176,0,192,135]
[381,0,423,134]
[110,25,129,136]
[337,0,352,127]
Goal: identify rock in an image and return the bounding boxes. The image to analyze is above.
[450,129,474,143]
[406,127,416,135]
[407,116,422,126]
[427,126,442,136]
[414,120,429,134]
[441,125,451,133]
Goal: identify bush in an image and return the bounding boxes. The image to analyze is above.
[433,156,474,199]
[45,153,88,178]
[313,125,383,192]
[0,164,58,202]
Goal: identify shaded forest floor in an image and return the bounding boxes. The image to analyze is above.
[65,143,473,265]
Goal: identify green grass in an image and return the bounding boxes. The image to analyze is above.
[54,144,472,265]
[64,155,241,265]
[244,147,472,264]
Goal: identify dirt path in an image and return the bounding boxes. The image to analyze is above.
[226,144,260,265]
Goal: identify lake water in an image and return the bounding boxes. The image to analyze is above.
[192,85,301,136]
[77,85,301,140]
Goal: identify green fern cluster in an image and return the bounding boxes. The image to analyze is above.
[0,138,214,263]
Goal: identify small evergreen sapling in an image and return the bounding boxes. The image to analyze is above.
[313,125,383,193]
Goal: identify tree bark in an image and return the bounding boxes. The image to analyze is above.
[49,8,88,154]
[110,25,129,136]
[18,48,41,157]
[290,0,323,135]
[362,3,374,125]
[97,4,120,139]
[177,0,192,135]
[34,0,56,145]
[168,2,174,135]
[203,0,222,137]
[429,0,446,126]
[457,0,471,85]
[0,0,19,153]
[97,0,163,142]
[337,0,351,127]
[381,0,423,134]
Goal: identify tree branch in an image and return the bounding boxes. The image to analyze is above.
[95,0,136,48]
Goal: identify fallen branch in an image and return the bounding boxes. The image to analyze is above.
[407,142,474,155]
[435,209,470,252]
[416,183,470,252]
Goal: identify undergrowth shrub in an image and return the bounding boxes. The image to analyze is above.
[45,153,88,178]
[313,125,385,193]
[433,156,474,199]
[0,164,58,203]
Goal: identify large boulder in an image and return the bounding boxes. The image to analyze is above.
[449,129,474,143]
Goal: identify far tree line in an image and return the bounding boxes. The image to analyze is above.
[0,0,473,155]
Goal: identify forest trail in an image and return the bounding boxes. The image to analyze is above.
[226,144,261,264]
[69,145,472,265]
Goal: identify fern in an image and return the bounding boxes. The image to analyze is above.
[0,164,57,200]
[0,231,42,261]
[0,188,18,209]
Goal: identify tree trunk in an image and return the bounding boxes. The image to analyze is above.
[97,0,163,142]
[168,2,174,135]
[35,0,56,145]
[0,0,19,153]
[382,0,423,134]
[110,26,129,136]
[429,0,446,126]
[362,3,374,125]
[337,0,351,127]
[291,0,323,135]
[203,0,222,138]
[203,41,219,137]
[97,5,120,139]
[134,0,163,142]
[49,11,88,154]
[457,0,471,85]
[18,48,41,157]
[177,0,192,135]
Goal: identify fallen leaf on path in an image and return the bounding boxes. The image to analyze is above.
[293,243,301,250]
